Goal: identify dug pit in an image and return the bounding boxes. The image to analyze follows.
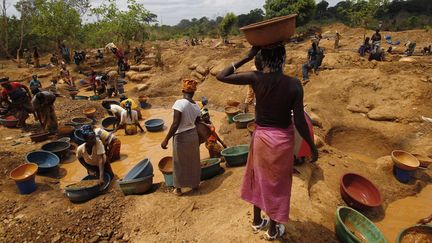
[325,126,400,162]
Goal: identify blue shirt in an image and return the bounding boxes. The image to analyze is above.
[29,79,41,88]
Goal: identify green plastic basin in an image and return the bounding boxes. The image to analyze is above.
[201,158,221,180]
[221,145,249,167]
[233,113,255,129]
[335,206,387,243]
[396,224,432,243]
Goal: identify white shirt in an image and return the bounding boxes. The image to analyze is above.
[172,99,200,134]
[109,104,125,117]
[76,139,106,166]
[120,110,138,125]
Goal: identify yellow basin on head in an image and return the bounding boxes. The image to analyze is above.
[391,150,420,171]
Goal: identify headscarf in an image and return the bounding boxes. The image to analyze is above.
[81,128,95,141]
[200,108,209,118]
[182,79,198,93]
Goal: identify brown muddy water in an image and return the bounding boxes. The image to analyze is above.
[375,185,432,242]
[58,108,225,188]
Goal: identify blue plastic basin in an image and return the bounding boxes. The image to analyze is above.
[41,141,70,160]
[74,129,85,145]
[101,116,118,132]
[65,173,111,203]
[26,151,60,173]
[393,166,414,183]
[124,158,153,180]
[118,175,154,195]
[144,119,164,132]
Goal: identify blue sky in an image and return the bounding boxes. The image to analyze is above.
[6,0,341,26]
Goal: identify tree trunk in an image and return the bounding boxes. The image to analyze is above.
[17,17,25,67]
[1,0,8,54]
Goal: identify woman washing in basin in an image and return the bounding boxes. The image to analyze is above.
[76,129,114,184]
[116,101,144,135]
[216,45,318,240]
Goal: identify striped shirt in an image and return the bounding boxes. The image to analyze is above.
[94,128,115,146]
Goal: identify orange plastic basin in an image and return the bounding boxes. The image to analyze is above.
[240,14,297,47]
[391,150,420,171]
[10,163,38,182]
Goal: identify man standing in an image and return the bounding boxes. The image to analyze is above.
[31,89,58,133]
[334,31,341,49]
[33,47,40,68]
[0,77,35,128]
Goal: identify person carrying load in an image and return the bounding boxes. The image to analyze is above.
[217,45,318,241]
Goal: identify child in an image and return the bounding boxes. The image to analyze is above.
[201,109,227,158]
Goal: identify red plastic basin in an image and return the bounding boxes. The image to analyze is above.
[340,173,383,209]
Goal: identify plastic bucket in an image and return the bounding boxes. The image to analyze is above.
[394,166,413,183]
[227,114,236,124]
[15,175,37,194]
[139,101,148,109]
[162,172,173,187]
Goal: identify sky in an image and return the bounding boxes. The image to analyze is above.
[5,0,341,26]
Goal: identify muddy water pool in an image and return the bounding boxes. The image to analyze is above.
[375,185,432,242]
[58,107,225,188]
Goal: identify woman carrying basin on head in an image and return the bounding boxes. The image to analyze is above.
[161,79,201,196]
[216,45,318,241]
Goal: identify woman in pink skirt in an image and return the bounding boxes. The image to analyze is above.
[217,45,318,240]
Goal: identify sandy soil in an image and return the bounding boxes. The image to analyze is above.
[0,23,431,242]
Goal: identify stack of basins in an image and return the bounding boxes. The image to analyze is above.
[391,150,420,183]
[118,158,154,195]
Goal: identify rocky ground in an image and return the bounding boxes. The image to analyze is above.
[0,23,431,242]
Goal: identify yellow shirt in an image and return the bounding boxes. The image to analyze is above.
[120,99,138,110]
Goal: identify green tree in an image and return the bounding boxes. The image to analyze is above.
[32,0,81,43]
[264,0,316,26]
[238,8,264,27]
[90,0,156,45]
[219,12,238,40]
[315,0,329,19]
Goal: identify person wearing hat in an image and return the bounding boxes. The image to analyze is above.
[119,94,142,120]
[201,109,227,158]
[117,100,144,135]
[161,79,201,196]
[31,88,58,133]
[0,77,35,128]
[76,129,114,184]
[29,75,42,89]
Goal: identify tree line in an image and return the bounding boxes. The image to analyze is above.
[1,0,431,58]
